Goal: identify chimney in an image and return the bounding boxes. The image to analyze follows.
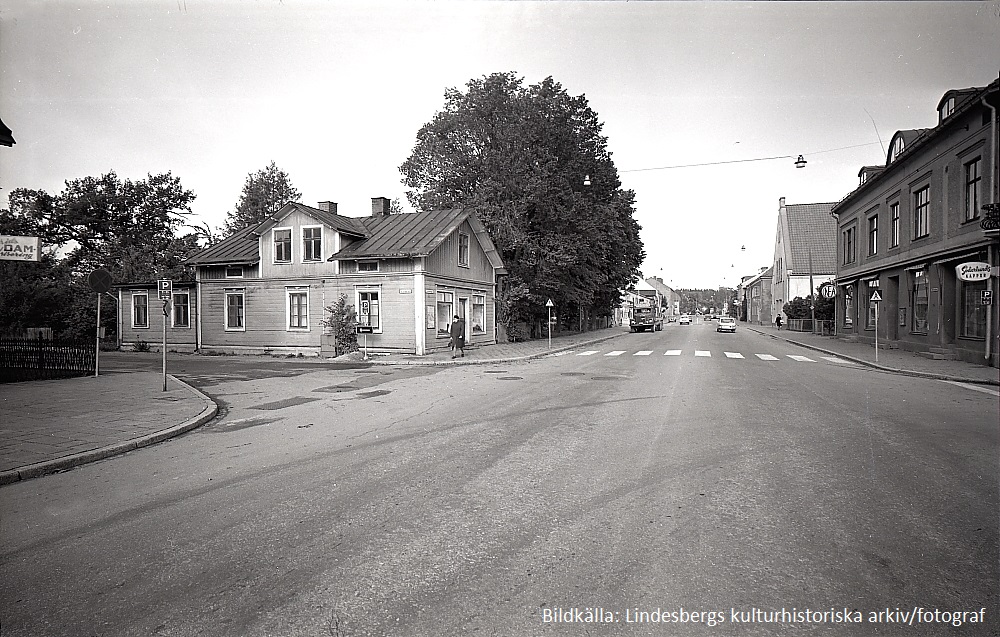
[318,201,338,214]
[371,197,391,217]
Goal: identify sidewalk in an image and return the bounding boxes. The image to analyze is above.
[0,372,217,486]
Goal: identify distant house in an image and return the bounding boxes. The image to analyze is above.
[739,267,773,325]
[644,276,678,320]
[770,197,837,323]
[117,198,506,356]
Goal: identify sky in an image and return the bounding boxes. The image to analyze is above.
[2,1,999,289]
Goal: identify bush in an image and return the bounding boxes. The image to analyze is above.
[322,294,359,356]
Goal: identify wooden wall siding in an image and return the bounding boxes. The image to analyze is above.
[338,258,414,274]
[424,220,496,284]
[119,286,198,350]
[424,276,496,351]
[200,264,260,280]
[259,209,340,279]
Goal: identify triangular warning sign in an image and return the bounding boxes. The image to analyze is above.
[870,290,882,302]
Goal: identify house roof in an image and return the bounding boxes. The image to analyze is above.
[184,224,260,265]
[257,202,368,238]
[785,202,837,274]
[0,116,14,147]
[331,207,505,271]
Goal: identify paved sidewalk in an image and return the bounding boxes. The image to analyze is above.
[0,372,217,485]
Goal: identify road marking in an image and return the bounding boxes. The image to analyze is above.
[634,350,653,356]
[547,351,571,357]
[577,350,598,356]
[940,380,1000,397]
[695,350,711,357]
[820,356,856,365]
[787,355,815,362]
[724,352,744,358]
[665,350,682,356]
[755,354,778,361]
[605,350,625,356]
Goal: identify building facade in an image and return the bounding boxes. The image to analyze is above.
[770,197,837,325]
[831,79,999,366]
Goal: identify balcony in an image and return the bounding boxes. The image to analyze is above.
[983,203,1000,234]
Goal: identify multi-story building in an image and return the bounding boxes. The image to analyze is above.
[770,197,837,325]
[738,267,773,325]
[831,78,999,366]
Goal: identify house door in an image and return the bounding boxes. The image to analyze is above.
[459,297,469,336]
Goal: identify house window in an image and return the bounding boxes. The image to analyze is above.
[357,289,380,330]
[890,136,905,162]
[913,187,930,239]
[302,227,322,262]
[458,233,470,267]
[472,294,486,334]
[225,265,244,278]
[889,203,900,248]
[865,280,879,329]
[961,280,987,338]
[868,214,878,256]
[940,97,955,121]
[842,226,856,265]
[358,261,379,272]
[273,228,292,263]
[287,288,309,331]
[225,290,245,331]
[132,293,149,329]
[172,292,190,328]
[910,270,928,333]
[436,291,453,335]
[965,157,981,222]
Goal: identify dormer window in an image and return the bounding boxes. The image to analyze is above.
[940,96,955,121]
[860,172,868,186]
[890,137,905,162]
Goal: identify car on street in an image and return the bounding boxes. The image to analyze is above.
[717,316,737,332]
[678,315,692,325]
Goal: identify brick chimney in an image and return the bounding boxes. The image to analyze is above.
[371,197,391,217]
[317,201,338,214]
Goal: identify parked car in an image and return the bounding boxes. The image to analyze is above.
[717,316,737,333]
[678,315,691,325]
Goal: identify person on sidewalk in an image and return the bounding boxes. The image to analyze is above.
[449,315,465,358]
[775,315,782,330]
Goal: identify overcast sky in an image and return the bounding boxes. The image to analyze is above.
[2,1,999,288]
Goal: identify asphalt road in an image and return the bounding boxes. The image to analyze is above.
[1,321,997,636]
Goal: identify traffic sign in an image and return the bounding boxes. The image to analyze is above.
[158,279,173,301]
[88,269,113,293]
[983,290,993,306]
[545,298,554,307]
[356,326,374,334]
[360,300,370,315]
[870,289,882,303]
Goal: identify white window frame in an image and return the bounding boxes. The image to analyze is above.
[358,260,379,272]
[286,287,309,331]
[132,292,149,329]
[436,291,454,336]
[273,227,292,264]
[471,294,486,334]
[172,291,190,328]
[458,232,470,267]
[225,265,244,278]
[301,225,323,262]
[225,289,246,332]
[355,285,382,334]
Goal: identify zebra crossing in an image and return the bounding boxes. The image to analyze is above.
[546,348,857,365]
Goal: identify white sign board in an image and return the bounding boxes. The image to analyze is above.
[0,235,41,262]
[955,261,991,282]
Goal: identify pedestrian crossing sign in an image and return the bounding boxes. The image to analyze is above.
[870,290,882,303]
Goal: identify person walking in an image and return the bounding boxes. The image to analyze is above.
[775,314,783,330]
[449,314,465,358]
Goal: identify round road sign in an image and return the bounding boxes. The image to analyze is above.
[88,269,113,293]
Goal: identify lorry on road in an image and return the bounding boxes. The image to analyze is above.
[630,306,663,332]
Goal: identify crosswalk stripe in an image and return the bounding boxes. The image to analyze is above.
[577,350,598,356]
[605,350,625,356]
[547,351,570,357]
[820,356,856,365]
[724,352,744,358]
[634,350,653,356]
[695,350,711,357]
[756,354,778,360]
[665,350,682,356]
[787,355,815,362]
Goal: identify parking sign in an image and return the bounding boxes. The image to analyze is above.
[157,279,172,301]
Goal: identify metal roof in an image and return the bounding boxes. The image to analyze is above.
[332,208,485,260]
[184,225,260,265]
[785,202,837,274]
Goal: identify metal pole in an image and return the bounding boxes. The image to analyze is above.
[874,301,879,364]
[548,306,552,349]
[808,249,816,334]
[95,292,101,378]
[162,300,168,392]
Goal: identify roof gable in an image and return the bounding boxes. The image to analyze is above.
[254,202,367,237]
[784,202,837,274]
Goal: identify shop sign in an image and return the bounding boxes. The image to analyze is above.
[955,261,991,282]
[0,235,41,262]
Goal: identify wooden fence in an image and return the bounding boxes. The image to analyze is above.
[0,336,95,383]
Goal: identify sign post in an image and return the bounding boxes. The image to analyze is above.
[870,289,882,363]
[545,298,555,349]
[356,325,374,359]
[158,279,172,391]
[87,269,113,377]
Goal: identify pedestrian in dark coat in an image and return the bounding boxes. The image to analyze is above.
[449,315,465,358]
[775,314,783,330]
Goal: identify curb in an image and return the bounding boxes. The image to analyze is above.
[745,327,1000,386]
[0,375,218,487]
[366,333,627,367]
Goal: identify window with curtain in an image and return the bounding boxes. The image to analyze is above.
[436,291,453,335]
[910,270,928,333]
[472,295,486,333]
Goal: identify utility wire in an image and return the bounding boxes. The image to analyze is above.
[619,141,882,173]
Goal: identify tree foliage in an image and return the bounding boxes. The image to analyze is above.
[321,294,359,356]
[782,288,834,321]
[222,161,301,237]
[399,72,644,335]
[1,171,199,340]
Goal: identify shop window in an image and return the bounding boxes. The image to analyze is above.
[910,270,928,333]
[472,295,486,333]
[436,292,453,335]
[865,280,879,329]
[843,286,853,327]
[961,280,987,338]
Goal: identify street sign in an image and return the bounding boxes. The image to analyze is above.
[545,298,554,307]
[870,289,882,303]
[157,279,172,301]
[983,290,993,306]
[819,283,837,299]
[356,326,374,334]
[88,269,113,293]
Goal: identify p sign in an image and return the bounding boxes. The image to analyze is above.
[158,279,172,301]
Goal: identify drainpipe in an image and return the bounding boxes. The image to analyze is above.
[984,87,998,362]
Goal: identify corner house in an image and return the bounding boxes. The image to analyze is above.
[831,78,999,366]
[117,198,506,356]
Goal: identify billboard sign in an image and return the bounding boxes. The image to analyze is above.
[0,235,41,262]
[955,262,991,282]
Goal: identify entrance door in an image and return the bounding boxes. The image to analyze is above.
[459,297,469,337]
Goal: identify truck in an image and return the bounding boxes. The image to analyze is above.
[630,306,663,332]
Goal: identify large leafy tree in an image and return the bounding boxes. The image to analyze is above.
[222,161,301,237]
[399,72,644,335]
[1,171,199,339]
